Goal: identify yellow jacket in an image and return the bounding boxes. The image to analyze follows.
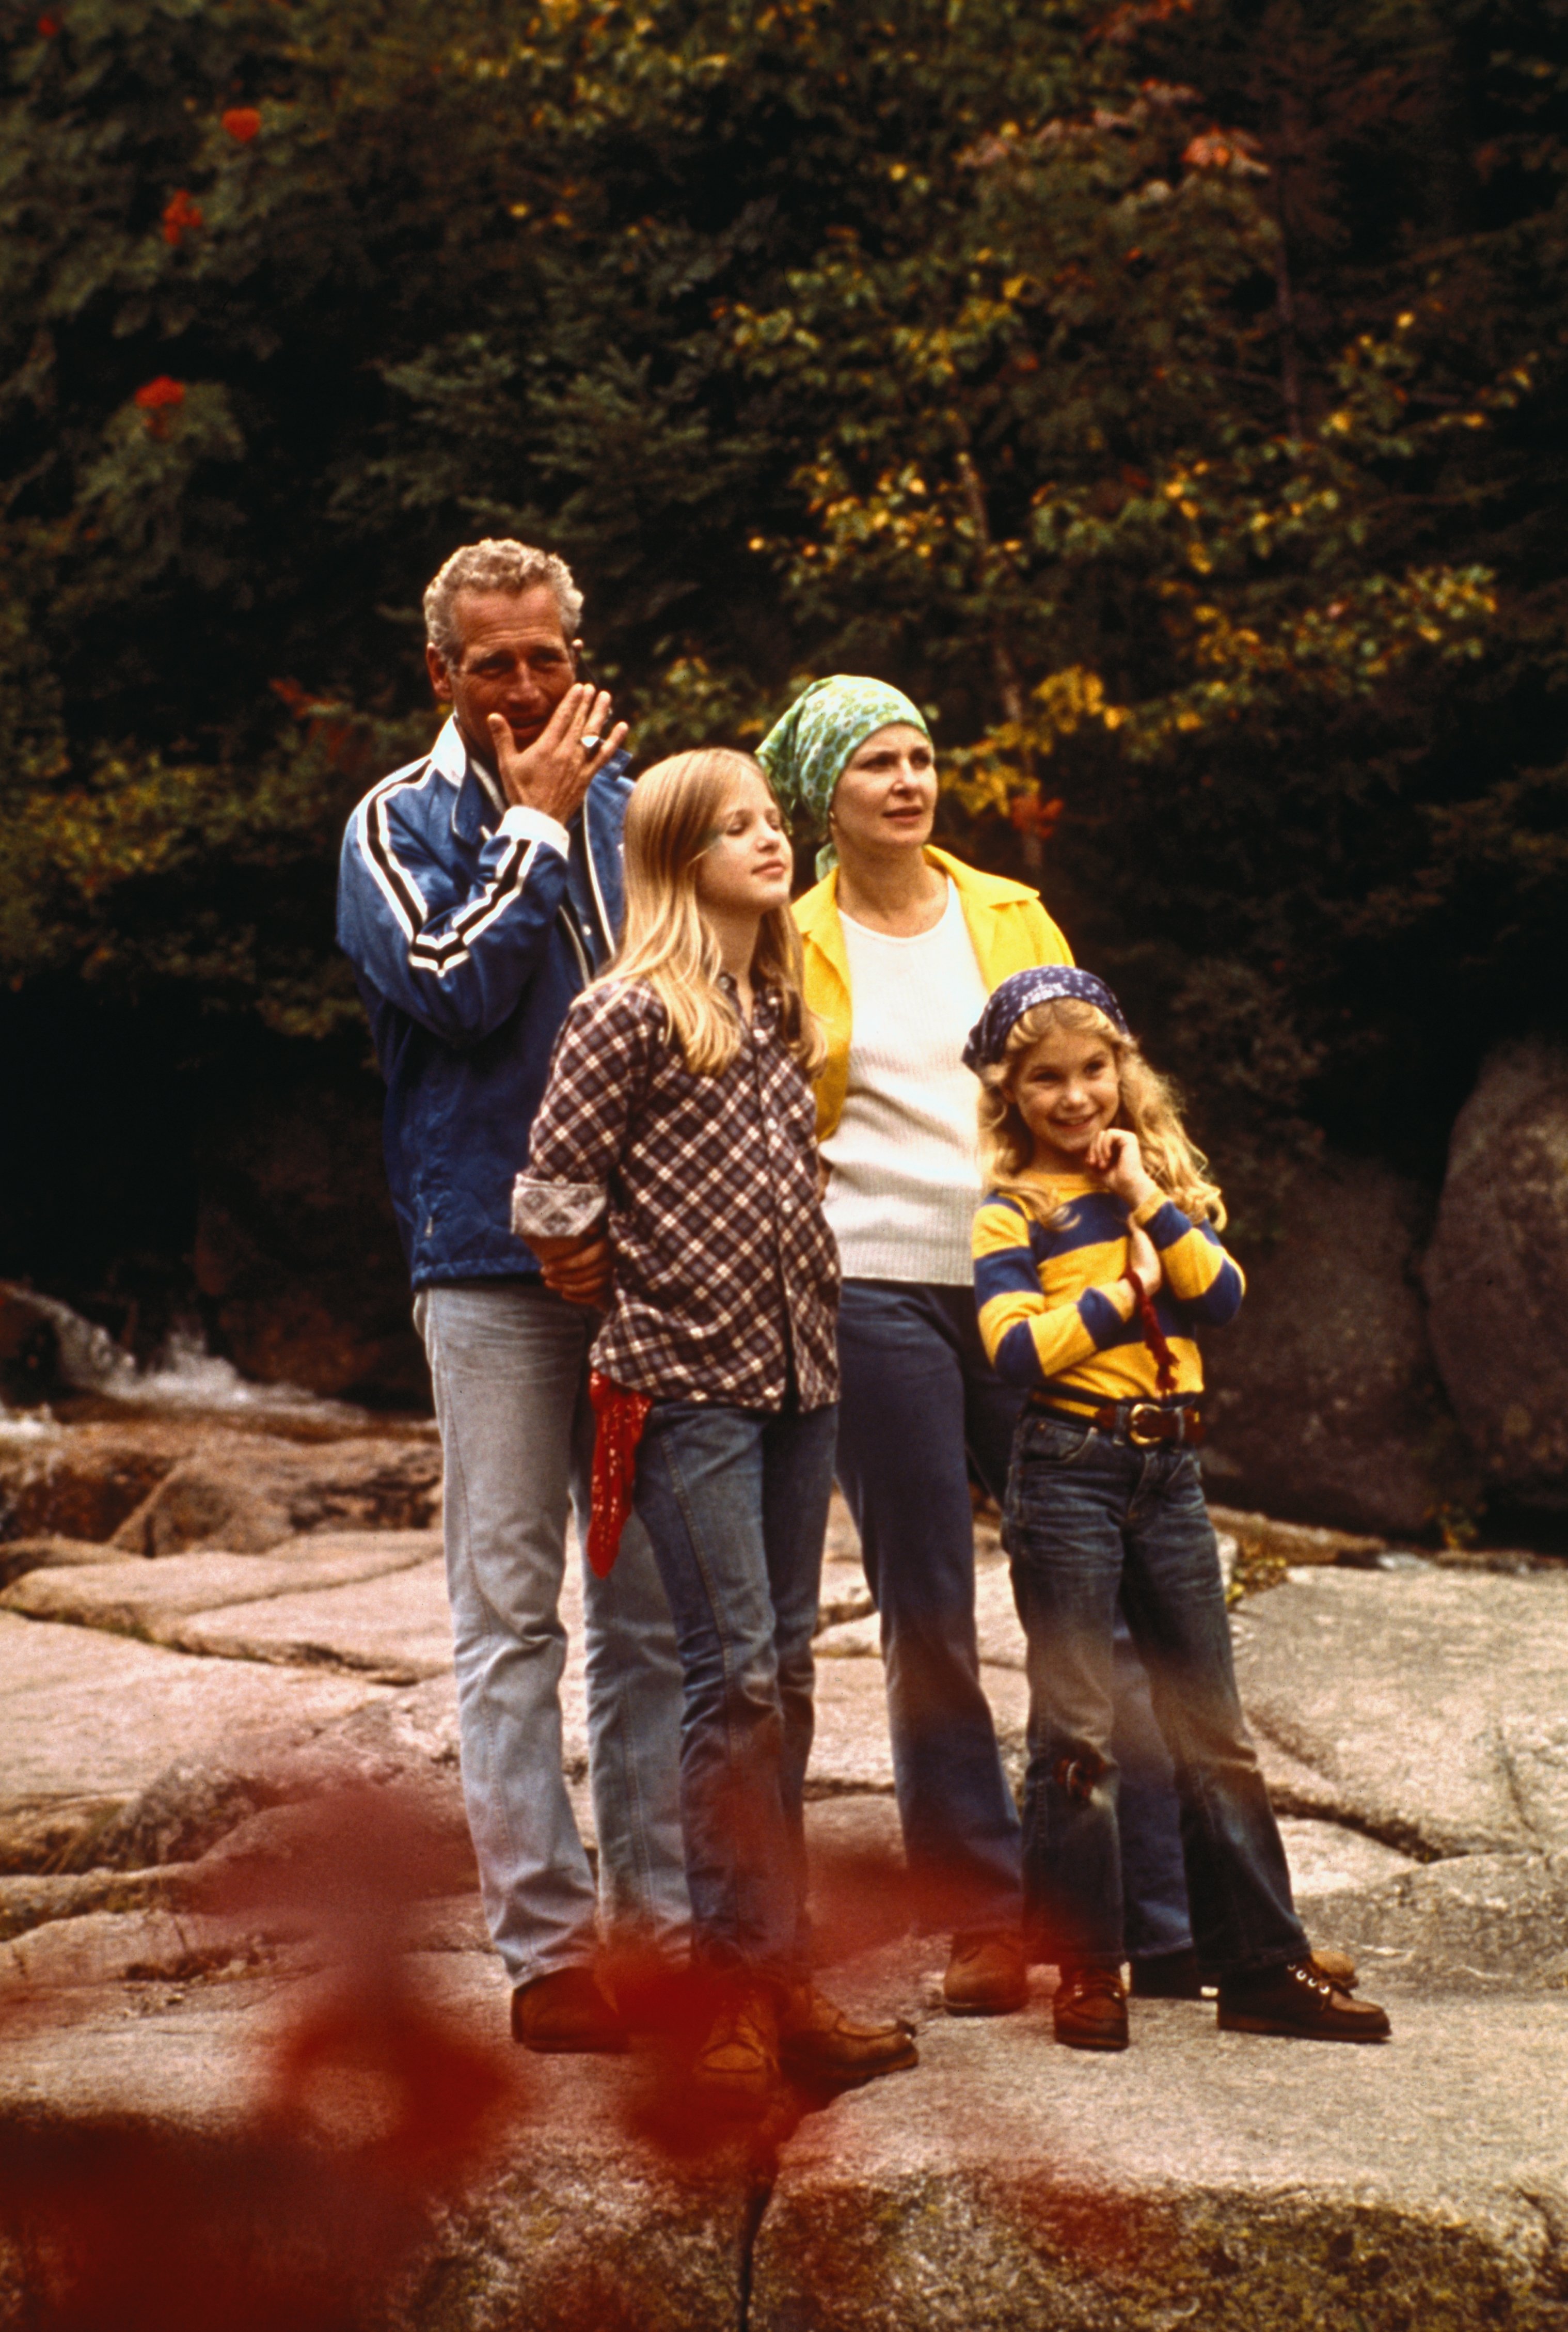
[793,845,1073,1140]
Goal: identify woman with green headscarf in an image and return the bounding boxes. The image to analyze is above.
[758,675,1203,2020]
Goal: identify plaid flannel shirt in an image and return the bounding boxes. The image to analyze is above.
[512,976,840,1411]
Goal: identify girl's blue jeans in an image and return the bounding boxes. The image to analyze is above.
[632,1396,837,1981]
[1004,1411,1308,1978]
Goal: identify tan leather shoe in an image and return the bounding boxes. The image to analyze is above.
[943,1932,1028,2015]
[690,1985,782,2114]
[511,1965,628,2053]
[1053,1964,1130,2052]
[1217,1958,1389,2042]
[779,1983,918,2085]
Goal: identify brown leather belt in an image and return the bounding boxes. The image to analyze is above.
[1030,1399,1206,1448]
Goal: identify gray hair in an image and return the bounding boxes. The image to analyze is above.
[423,538,584,667]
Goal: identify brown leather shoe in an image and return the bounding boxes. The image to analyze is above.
[1217,1958,1389,2043]
[511,1964,628,2053]
[779,1983,918,2085]
[690,1984,782,2114]
[943,1932,1028,2015]
[1132,1945,1360,1999]
[1053,1964,1129,2052]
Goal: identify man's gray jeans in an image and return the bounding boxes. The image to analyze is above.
[417,1279,689,1986]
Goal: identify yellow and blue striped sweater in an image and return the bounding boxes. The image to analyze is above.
[972,1174,1245,1412]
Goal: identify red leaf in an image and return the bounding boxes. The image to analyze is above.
[162,189,204,246]
[134,375,186,410]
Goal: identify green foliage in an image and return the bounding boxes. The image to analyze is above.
[1,0,1564,1189]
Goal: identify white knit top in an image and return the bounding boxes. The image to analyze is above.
[820,880,991,1286]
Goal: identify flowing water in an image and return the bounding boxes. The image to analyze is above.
[1,1293,382,1441]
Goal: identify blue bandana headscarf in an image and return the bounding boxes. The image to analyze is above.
[962,967,1130,1075]
[756,675,930,874]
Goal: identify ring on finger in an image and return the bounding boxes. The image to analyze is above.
[580,733,601,752]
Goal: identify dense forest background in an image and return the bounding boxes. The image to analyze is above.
[1,0,1564,1394]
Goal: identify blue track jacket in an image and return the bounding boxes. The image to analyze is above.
[337,715,630,1289]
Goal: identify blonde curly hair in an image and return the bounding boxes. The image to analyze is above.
[975,998,1226,1230]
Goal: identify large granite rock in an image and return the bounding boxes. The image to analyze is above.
[1200,1154,1458,1537]
[1230,1564,1568,1857]
[110,1430,441,1554]
[0,1956,759,2332]
[0,1416,192,1543]
[1,1531,452,1684]
[1424,1038,1568,1507]
[1,1533,439,1635]
[0,1609,393,1873]
[0,1535,135,1591]
[193,1074,429,1405]
[0,1286,66,1406]
[4,1933,1568,2332]
[751,1983,1568,2332]
[1306,1848,1568,1991]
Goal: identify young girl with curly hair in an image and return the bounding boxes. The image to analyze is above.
[967,966,1386,2054]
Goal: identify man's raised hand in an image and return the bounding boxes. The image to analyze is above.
[489,684,629,825]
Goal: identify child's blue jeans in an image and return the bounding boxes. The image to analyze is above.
[632,1396,837,1981]
[1004,1410,1307,1978]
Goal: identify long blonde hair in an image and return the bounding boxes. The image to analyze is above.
[975,998,1226,1229]
[606,748,825,1078]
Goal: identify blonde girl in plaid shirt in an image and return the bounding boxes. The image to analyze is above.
[514,749,916,2112]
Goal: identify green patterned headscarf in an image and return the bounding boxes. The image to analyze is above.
[756,675,930,874]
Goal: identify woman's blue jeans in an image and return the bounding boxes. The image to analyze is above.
[1004,1411,1307,1977]
[835,1281,1192,1953]
[632,1397,837,1980]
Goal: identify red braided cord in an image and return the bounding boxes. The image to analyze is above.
[1124,1270,1178,1399]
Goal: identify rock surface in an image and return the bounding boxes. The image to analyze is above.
[1,1532,438,1634]
[1424,1037,1568,1507]
[2,1940,1567,2332]
[1230,1564,1568,1858]
[0,1608,393,1872]
[109,1430,441,1554]
[751,1978,1568,2332]
[1200,1154,1460,1537]
[193,1075,429,1405]
[5,1426,1568,2330]
[0,1415,193,1542]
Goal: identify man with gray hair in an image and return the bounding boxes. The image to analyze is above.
[337,539,688,2048]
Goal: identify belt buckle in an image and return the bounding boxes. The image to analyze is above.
[1127,1403,1167,1446]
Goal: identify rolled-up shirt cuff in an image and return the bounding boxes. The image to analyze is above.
[498,803,571,858]
[511,1177,607,1241]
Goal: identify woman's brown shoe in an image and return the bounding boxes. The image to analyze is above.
[943,1932,1028,2015]
[1053,1965,1130,2052]
[1217,1958,1389,2042]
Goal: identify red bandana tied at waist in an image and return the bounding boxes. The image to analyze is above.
[587,1372,654,1577]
